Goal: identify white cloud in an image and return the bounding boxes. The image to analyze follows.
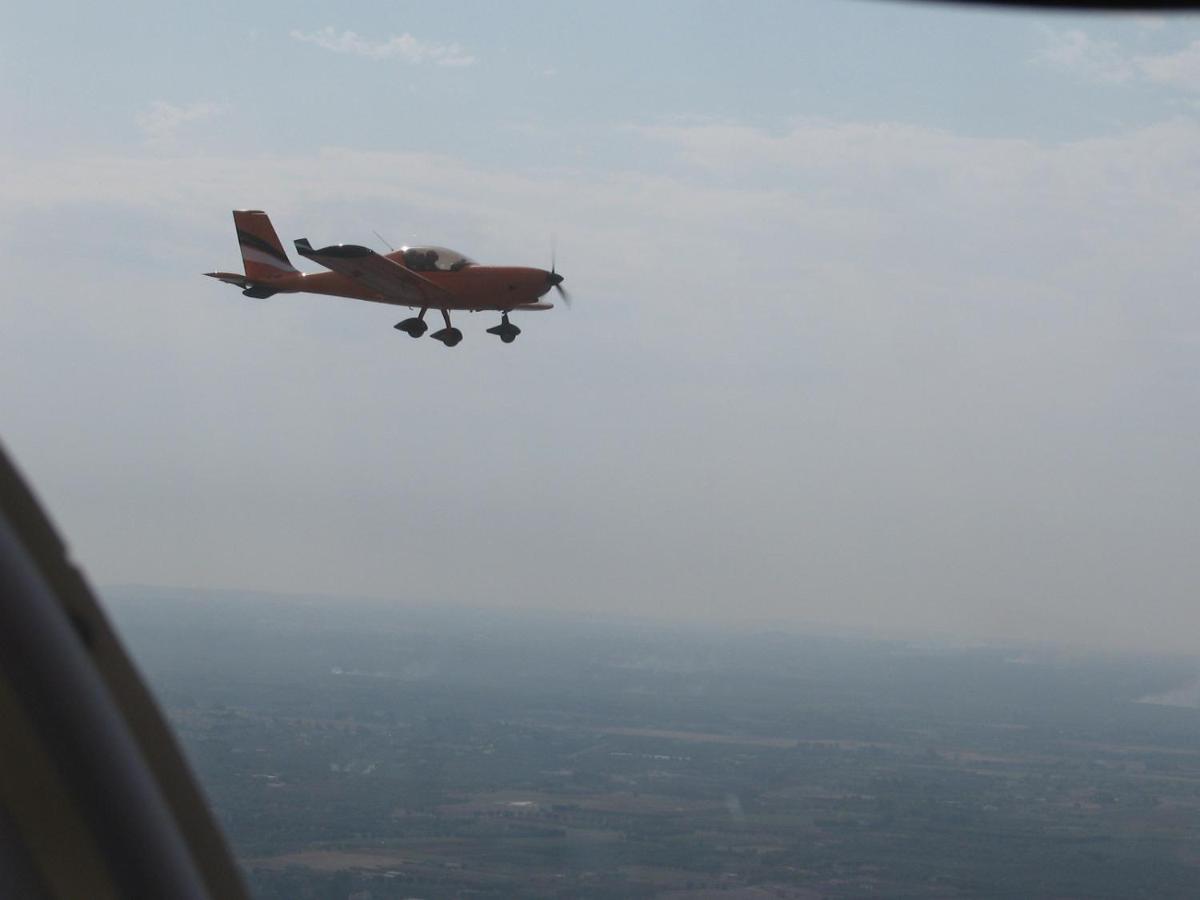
[1036,28,1134,84]
[135,101,226,145]
[1136,40,1200,92]
[1038,28,1200,93]
[289,27,476,66]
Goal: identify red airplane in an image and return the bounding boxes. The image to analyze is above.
[206,210,569,345]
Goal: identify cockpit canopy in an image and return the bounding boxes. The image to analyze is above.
[402,246,476,272]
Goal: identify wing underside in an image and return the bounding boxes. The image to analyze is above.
[294,240,455,307]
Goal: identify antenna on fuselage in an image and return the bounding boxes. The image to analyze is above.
[372,229,396,252]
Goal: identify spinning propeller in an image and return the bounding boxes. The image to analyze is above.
[549,241,571,307]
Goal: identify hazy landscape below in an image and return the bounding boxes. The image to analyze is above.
[104,586,1200,899]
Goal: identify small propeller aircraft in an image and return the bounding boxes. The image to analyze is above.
[205,210,569,345]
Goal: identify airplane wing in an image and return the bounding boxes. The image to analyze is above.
[294,239,456,307]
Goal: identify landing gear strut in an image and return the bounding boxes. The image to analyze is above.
[486,312,521,344]
[429,309,463,347]
[395,308,428,338]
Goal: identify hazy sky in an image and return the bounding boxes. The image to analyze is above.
[3,2,1200,652]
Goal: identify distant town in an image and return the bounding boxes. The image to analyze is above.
[107,587,1200,899]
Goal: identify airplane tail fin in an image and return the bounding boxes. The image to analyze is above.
[233,210,299,281]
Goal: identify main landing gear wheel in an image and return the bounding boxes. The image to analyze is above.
[395,317,428,338]
[429,309,462,347]
[395,307,429,338]
[430,327,463,347]
[486,312,521,344]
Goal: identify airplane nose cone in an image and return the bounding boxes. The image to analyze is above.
[547,271,564,287]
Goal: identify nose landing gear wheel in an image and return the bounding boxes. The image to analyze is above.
[486,312,521,344]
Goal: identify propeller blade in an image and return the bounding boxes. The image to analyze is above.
[548,237,570,307]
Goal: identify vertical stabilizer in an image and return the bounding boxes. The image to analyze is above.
[233,210,298,281]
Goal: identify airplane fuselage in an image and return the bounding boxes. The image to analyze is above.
[266,261,556,311]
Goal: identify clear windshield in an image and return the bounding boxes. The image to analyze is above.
[402,246,475,272]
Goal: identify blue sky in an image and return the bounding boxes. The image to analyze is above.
[4,2,1200,651]
[7,2,1198,156]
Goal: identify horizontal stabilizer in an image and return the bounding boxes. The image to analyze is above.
[205,271,277,299]
[205,271,252,288]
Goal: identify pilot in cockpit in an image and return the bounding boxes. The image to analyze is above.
[404,248,437,271]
